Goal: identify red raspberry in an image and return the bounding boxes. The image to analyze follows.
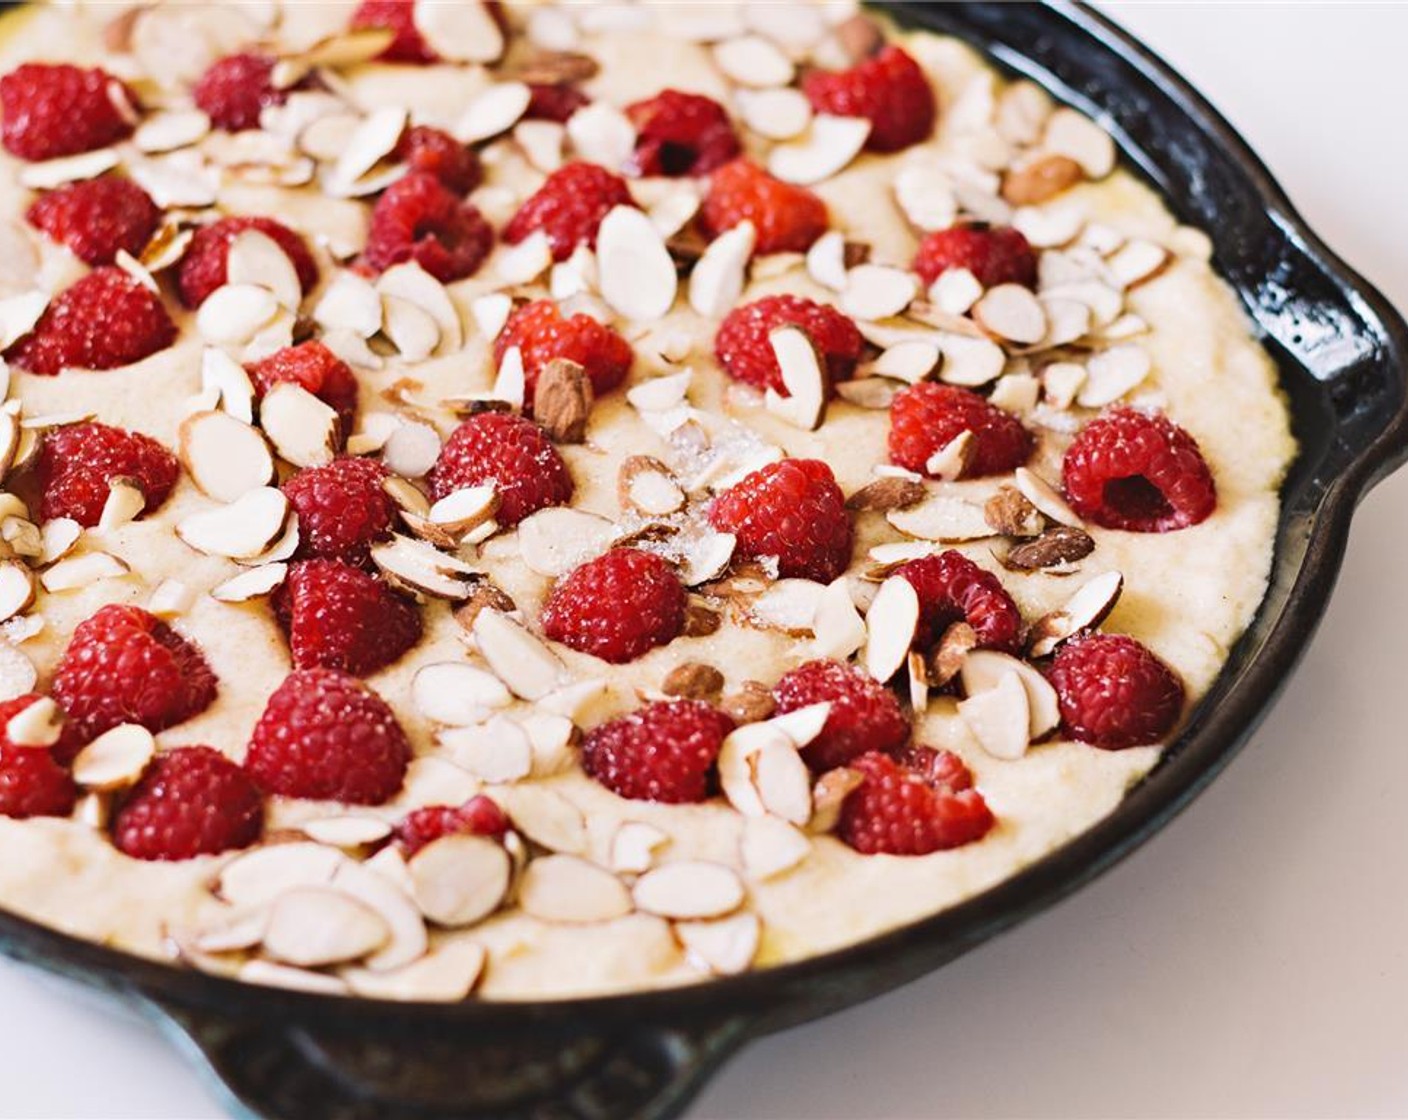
[581,699,735,803]
[494,299,632,407]
[6,267,175,375]
[178,215,318,309]
[708,458,853,583]
[913,224,1037,289]
[888,383,1034,479]
[503,161,634,262]
[25,176,160,267]
[895,744,975,791]
[525,83,589,123]
[714,294,863,396]
[541,548,687,664]
[52,605,218,742]
[363,171,493,282]
[896,550,1023,652]
[350,0,436,63]
[394,795,508,857]
[700,159,828,255]
[427,412,573,528]
[193,52,285,132]
[394,125,481,195]
[802,45,936,154]
[247,341,360,438]
[0,695,78,819]
[837,750,995,855]
[112,746,263,861]
[0,63,136,161]
[1061,407,1217,532]
[274,560,422,676]
[773,659,910,772]
[245,668,410,804]
[34,421,179,529]
[625,89,740,177]
[282,457,397,568]
[1047,633,1185,749]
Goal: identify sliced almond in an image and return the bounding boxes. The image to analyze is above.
[1043,279,1123,329]
[805,230,850,292]
[328,106,406,194]
[937,332,1007,387]
[342,941,485,1002]
[1078,344,1152,408]
[498,785,587,855]
[676,911,760,976]
[930,267,984,316]
[887,495,993,542]
[19,148,120,191]
[0,562,34,624]
[750,737,812,825]
[924,431,976,482]
[990,372,1041,414]
[226,230,303,310]
[809,767,865,834]
[196,283,280,346]
[376,262,462,352]
[1005,525,1095,570]
[263,886,390,967]
[381,295,440,363]
[718,721,789,816]
[1042,361,1088,409]
[237,959,347,995]
[962,650,1060,739]
[841,264,919,322]
[40,551,131,592]
[863,575,920,683]
[516,507,616,578]
[441,716,533,784]
[472,608,564,700]
[619,456,685,517]
[0,640,36,702]
[200,347,256,423]
[835,377,896,409]
[519,854,633,924]
[177,487,289,559]
[1002,154,1084,207]
[301,816,392,848]
[456,81,531,145]
[871,339,940,385]
[895,165,958,232]
[407,834,512,928]
[426,484,499,539]
[370,533,479,599]
[749,579,825,635]
[741,816,811,881]
[330,851,431,972]
[677,530,736,586]
[689,221,755,319]
[811,577,866,660]
[763,326,827,430]
[713,34,794,88]
[147,578,195,619]
[958,669,1031,760]
[0,291,49,350]
[193,905,269,954]
[1015,467,1083,527]
[516,119,566,173]
[416,0,505,63]
[648,187,702,240]
[412,662,512,727]
[973,283,1048,345]
[211,563,288,602]
[768,114,870,185]
[565,102,636,172]
[1108,240,1171,289]
[736,87,812,141]
[1044,108,1116,179]
[470,292,513,342]
[597,205,678,321]
[1029,569,1124,657]
[179,411,275,502]
[381,421,442,480]
[985,486,1043,537]
[134,108,212,154]
[634,861,744,920]
[661,662,724,703]
[6,696,62,748]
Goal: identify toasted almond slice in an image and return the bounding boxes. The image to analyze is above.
[958,669,1030,760]
[936,332,1007,387]
[768,114,870,185]
[566,101,636,172]
[6,696,62,747]
[179,411,275,502]
[177,487,290,559]
[0,639,36,702]
[329,106,406,193]
[804,229,849,292]
[736,87,812,140]
[329,853,430,972]
[676,531,736,586]
[0,291,49,350]
[1015,467,1083,527]
[887,495,992,542]
[40,551,130,592]
[472,608,564,700]
[416,0,505,62]
[1028,569,1124,658]
[197,283,280,345]
[193,905,269,954]
[239,959,349,995]
[863,575,920,683]
[741,816,811,881]
[217,842,346,909]
[962,650,1061,739]
[617,456,685,518]
[456,81,532,145]
[841,264,919,321]
[930,267,984,315]
[19,148,120,191]
[870,339,940,385]
[689,221,755,319]
[200,347,256,423]
[211,563,288,603]
[441,716,533,783]
[470,292,513,342]
[381,420,442,480]
[427,484,499,535]
[226,229,303,310]
[894,165,957,232]
[147,578,195,619]
[407,833,512,928]
[718,721,790,817]
[0,514,38,560]
[516,507,617,578]
[764,326,827,431]
[597,205,678,321]
[0,562,34,624]
[1042,361,1088,409]
[134,108,212,153]
[1078,344,1152,408]
[343,941,485,1002]
[412,662,513,726]
[370,533,478,599]
[714,34,794,87]
[973,283,1048,345]
[750,736,812,825]
[519,854,633,924]
[924,430,976,482]
[677,911,760,976]
[634,861,744,920]
[610,821,670,874]
[808,577,865,660]
[302,816,393,848]
[1044,108,1116,178]
[263,885,390,968]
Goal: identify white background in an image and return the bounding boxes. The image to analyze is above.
[4,4,1407,1117]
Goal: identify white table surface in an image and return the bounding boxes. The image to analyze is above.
[4,4,1407,1118]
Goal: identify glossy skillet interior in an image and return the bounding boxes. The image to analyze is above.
[1,3,1406,1119]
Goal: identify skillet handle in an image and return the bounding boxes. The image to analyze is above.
[150,999,751,1120]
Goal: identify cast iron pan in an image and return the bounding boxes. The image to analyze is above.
[2,3,1406,1118]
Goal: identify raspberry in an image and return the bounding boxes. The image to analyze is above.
[1061,408,1217,532]
[5,267,175,375]
[394,795,508,857]
[193,53,285,132]
[913,224,1037,289]
[503,161,634,262]
[35,421,179,529]
[1047,633,1185,749]
[494,299,632,407]
[541,548,686,664]
[888,383,1034,479]
[394,125,481,194]
[708,458,853,583]
[802,45,936,154]
[773,659,910,771]
[0,63,136,161]
[896,550,1023,652]
[247,341,360,438]
[895,744,975,791]
[350,0,437,63]
[714,294,863,396]
[427,412,573,527]
[112,746,263,861]
[282,457,397,568]
[363,171,493,282]
[700,159,828,255]
[837,750,995,855]
[625,89,740,177]
[25,176,160,266]
[0,696,78,819]
[581,699,735,803]
[52,605,217,742]
[525,83,589,123]
[246,668,410,804]
[178,215,318,309]
[274,560,422,676]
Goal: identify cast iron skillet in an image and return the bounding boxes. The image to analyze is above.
[2,3,1406,1117]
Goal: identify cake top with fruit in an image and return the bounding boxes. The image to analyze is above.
[0,0,1293,1001]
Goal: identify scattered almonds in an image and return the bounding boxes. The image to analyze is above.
[633,861,744,920]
